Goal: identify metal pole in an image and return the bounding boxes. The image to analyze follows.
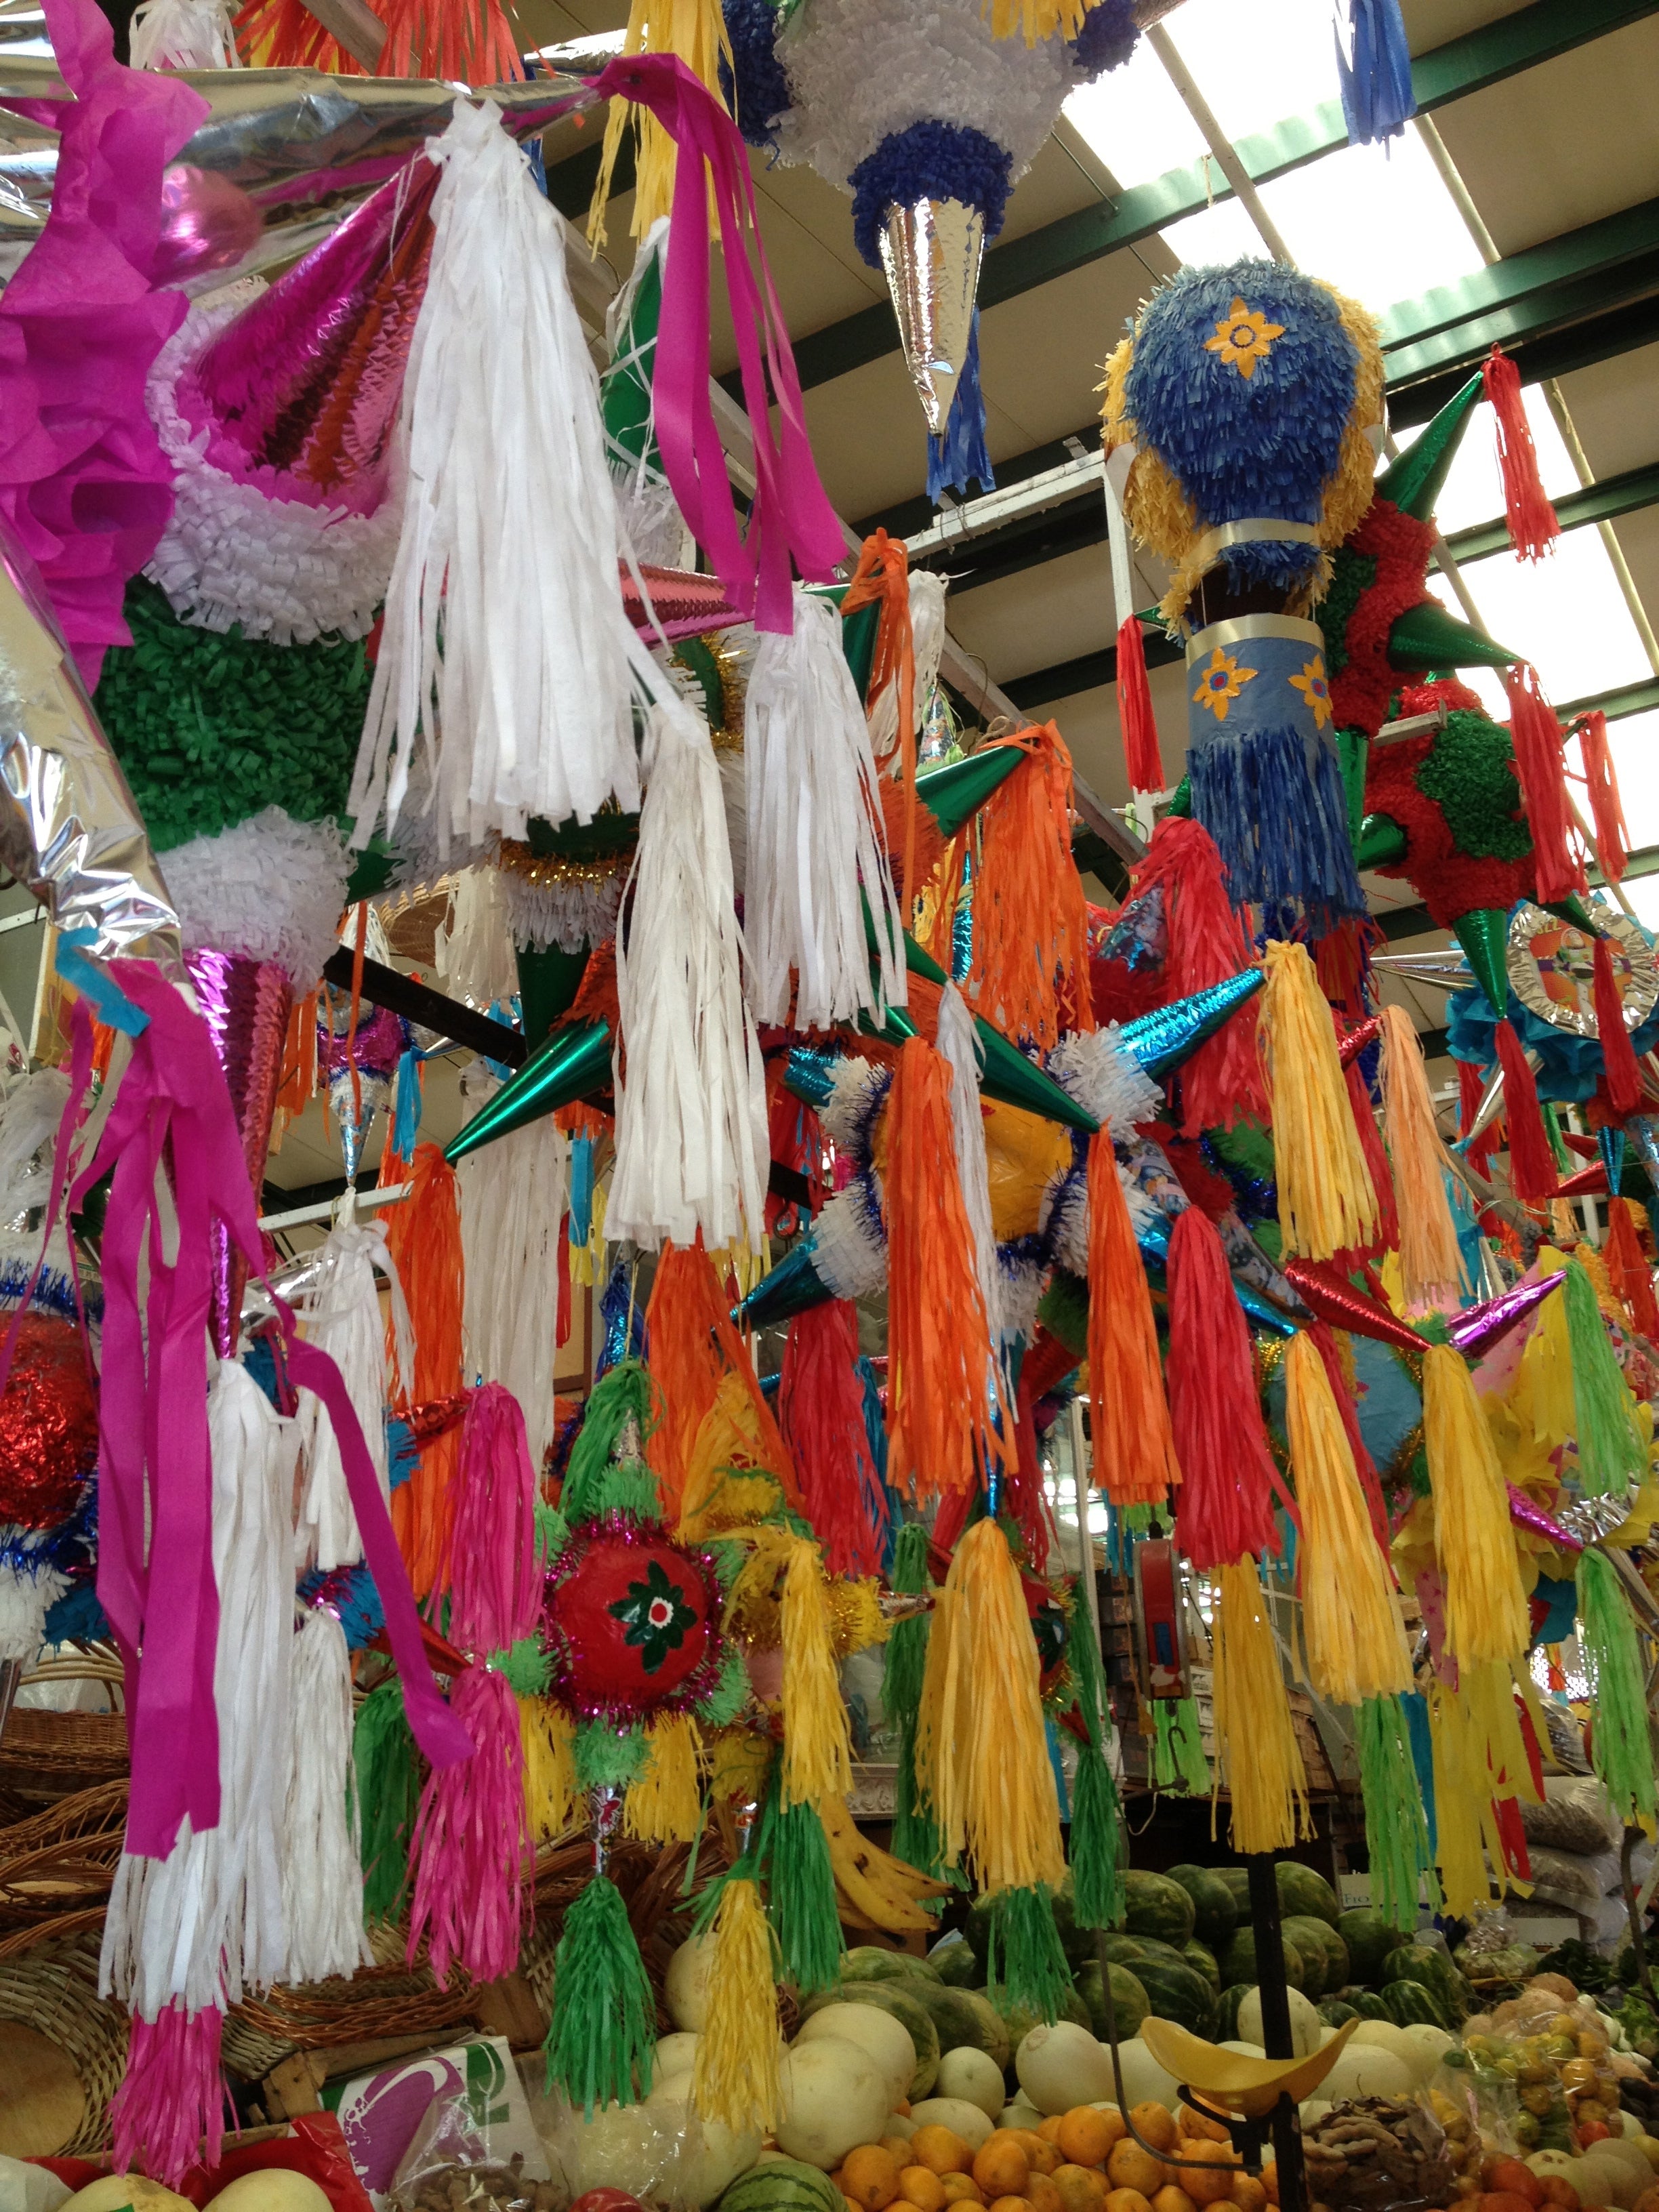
[1246,1854,1309,2212]
[1145,25,1295,266]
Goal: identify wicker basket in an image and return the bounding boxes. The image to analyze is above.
[222,1917,479,2082]
[0,1654,127,1811]
[0,1777,128,1927]
[0,1926,127,2156]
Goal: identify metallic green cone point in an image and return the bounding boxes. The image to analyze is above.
[516,941,590,1050]
[1387,598,1517,674]
[901,932,1099,1135]
[859,1002,919,1045]
[914,745,1024,841]
[1166,776,1192,819]
[1355,811,1409,870]
[444,1017,613,1164]
[1544,894,1598,934]
[1452,908,1511,1019]
[732,1235,836,1330]
[1373,372,1483,522]
[1337,728,1370,848]
[842,598,880,701]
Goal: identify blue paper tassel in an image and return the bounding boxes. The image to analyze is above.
[1189,720,1366,930]
[597,1259,644,1378]
[569,1134,594,1248]
[928,310,996,506]
[43,1577,108,1644]
[392,1048,422,1159]
[298,1560,386,1650]
[1338,0,1416,148]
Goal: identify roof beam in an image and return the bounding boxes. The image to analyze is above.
[783,0,1659,394]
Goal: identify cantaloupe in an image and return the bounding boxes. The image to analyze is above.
[933,2049,1006,2122]
[1316,2044,1414,2104]
[64,2187,192,2212]
[1235,1988,1322,2060]
[1397,2023,1454,2083]
[1107,2038,1181,2112]
[207,2179,332,2212]
[776,2036,893,2169]
[665,1935,717,2032]
[796,2002,918,2108]
[655,2030,701,2080]
[638,2076,761,2205]
[2,2166,69,2212]
[1002,2101,1046,2131]
[907,2098,996,2151]
[1016,2023,1115,2116]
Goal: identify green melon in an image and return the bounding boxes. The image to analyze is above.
[1337,1908,1408,1985]
[1181,1940,1221,1994]
[1380,1979,1453,2031]
[1318,2000,1359,2029]
[932,1942,981,1988]
[986,1980,1091,2051]
[1275,1861,1342,1929]
[1381,1944,1468,2022]
[1214,1984,1252,2040]
[798,1982,941,2097]
[1076,1960,1151,2043]
[843,1946,940,1985]
[1122,1870,1197,1946]
[1282,1914,1346,1999]
[912,1981,998,2059]
[1215,1868,1252,1911]
[1220,1927,1306,1992]
[1050,1872,1094,1970]
[1094,1933,1160,1969]
[958,1991,1011,2070]
[1134,1956,1218,2039]
[721,2160,843,2212]
[1164,1864,1240,1949]
[1340,1988,1391,2021]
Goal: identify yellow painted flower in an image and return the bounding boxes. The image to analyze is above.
[1205,297,1286,379]
[1290,653,1333,730]
[1192,646,1255,722]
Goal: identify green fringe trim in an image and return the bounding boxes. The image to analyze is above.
[1069,1744,1126,1932]
[1063,1577,1107,1755]
[491,1637,552,1696]
[543,1872,657,2114]
[1565,1260,1645,1500]
[1576,1549,1658,1828]
[884,1523,960,1889]
[1544,1103,1572,1176]
[754,1761,844,1994]
[575,1717,650,1793]
[583,1460,663,1523]
[353,1679,422,1926]
[1357,1692,1440,1929]
[535,1502,570,1565]
[562,1359,660,1523]
[695,1641,752,1730]
[985,1884,1073,2024]
[1151,1699,1210,1797]
[706,1536,746,1593]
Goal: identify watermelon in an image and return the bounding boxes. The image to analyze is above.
[933,1941,980,1988]
[1134,1956,1218,2039]
[1214,1985,1253,2041]
[721,2161,842,2212]
[844,1946,940,1985]
[912,1982,1000,2060]
[986,1981,1091,2051]
[1122,1870,1197,1946]
[1050,1872,1094,1969]
[1165,1864,1240,1949]
[1282,1915,1347,1999]
[1380,1980,1453,2030]
[1181,1940,1221,1994]
[1381,1945,1468,2022]
[798,1983,941,2097]
[957,1991,1010,2070]
[1220,1927,1306,1993]
[1096,1933,1160,1969]
[1275,1861,1342,1929]
[1337,1907,1407,1985]
[1340,1988,1391,2020]
[1216,1867,1251,1910]
[1318,2000,1359,2029]
[1076,1960,1151,2042]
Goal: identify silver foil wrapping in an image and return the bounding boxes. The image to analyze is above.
[879,194,983,436]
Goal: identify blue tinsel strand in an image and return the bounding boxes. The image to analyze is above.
[1124,260,1360,600]
[569,1135,594,1249]
[720,0,794,149]
[297,1561,385,1649]
[850,121,1013,270]
[951,853,975,984]
[1070,0,1139,79]
[1338,0,1416,146]
[928,310,996,506]
[597,1260,644,1378]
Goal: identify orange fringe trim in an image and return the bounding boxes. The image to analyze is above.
[842,531,917,903]
[1086,1132,1181,1507]
[645,1240,799,1521]
[966,724,1096,1052]
[382,1141,466,1599]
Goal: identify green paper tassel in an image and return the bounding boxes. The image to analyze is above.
[575,1717,651,1793]
[535,1501,570,1565]
[1357,1692,1440,1929]
[562,1358,659,1523]
[885,1523,960,1888]
[754,1759,844,1994]
[1151,1699,1210,1797]
[1576,1549,1658,1829]
[544,1872,657,2114]
[353,1679,421,1925]
[1069,1746,1126,1931]
[491,1637,552,1696]
[1565,1260,1645,1499]
[985,1883,1074,2024]
[695,1641,751,1730]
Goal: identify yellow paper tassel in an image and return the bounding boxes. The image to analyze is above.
[827,1576,889,1658]
[1261,940,1379,1261]
[678,1371,781,1542]
[1284,1333,1412,1706]
[589,0,731,247]
[1426,1664,1536,1919]
[711,1728,772,1811]
[1466,1658,1544,1811]
[521,1696,576,1843]
[1210,1557,1311,1854]
[1379,1005,1462,1311]
[625,1713,704,1845]
[1422,1343,1530,1666]
[780,1536,853,1809]
[1519,1252,1575,1448]
[918,1519,1065,1893]
[691,1874,782,2135]
[570,1176,608,1291]
[985,0,1086,41]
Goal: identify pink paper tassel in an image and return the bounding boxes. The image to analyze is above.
[407,1664,529,1986]
[442,1382,540,1646]
[110,2001,226,2188]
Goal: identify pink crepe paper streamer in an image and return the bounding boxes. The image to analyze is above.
[592,52,845,634]
[407,1382,539,1985]
[0,0,207,688]
[109,2000,228,2188]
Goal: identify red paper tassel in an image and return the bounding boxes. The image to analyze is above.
[1606,1197,1659,1341]
[1458,1059,1501,1179]
[1336,1046,1398,1265]
[1116,613,1165,794]
[1494,1016,1558,1202]
[1578,711,1630,883]
[1483,346,1560,562]
[1503,664,1584,903]
[1166,1207,1287,1570]
[1128,817,1268,1135]
[779,1300,886,1577]
[1593,933,1645,1122]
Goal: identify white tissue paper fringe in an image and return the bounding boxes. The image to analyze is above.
[937,982,1002,1342]
[165,808,353,994]
[496,865,625,959]
[130,0,243,69]
[281,1605,371,1985]
[292,1219,411,1574]
[433,864,521,1012]
[814,1176,888,1301]
[457,1113,569,1469]
[1048,1025,1162,1139]
[821,1056,890,1153]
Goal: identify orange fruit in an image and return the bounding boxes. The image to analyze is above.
[901,2172,949,2212]
[886,2141,923,2165]
[1015,2134,1062,2178]
[1153,2191,1197,2212]
[1058,2110,1119,2169]
[1179,2110,1231,2148]
[1105,2192,1155,2212]
[844,2147,903,2212]
[1130,2108,1177,2155]
[844,2199,863,2212]
[1028,2179,1063,2212]
[1172,2147,1235,2208]
[914,2131,976,2179]
[1107,2142,1167,2199]
[1038,2120,1069,2147]
[1053,2168,1110,2212]
[1261,2168,1278,2210]
[974,2138,1032,2200]
[896,2102,914,2118]
[942,2181,987,2208]
[987,2198,1036,2212]
[1229,2180,1266,2212]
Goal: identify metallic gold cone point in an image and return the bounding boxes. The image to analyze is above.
[1452,908,1511,1017]
[1372,373,1484,521]
[878,197,984,437]
[1387,598,1517,673]
[444,1017,612,1164]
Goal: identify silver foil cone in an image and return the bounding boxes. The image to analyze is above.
[878,196,983,438]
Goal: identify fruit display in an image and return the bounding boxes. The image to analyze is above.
[1300,2096,1456,2209]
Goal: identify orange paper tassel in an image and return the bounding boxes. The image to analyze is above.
[1578,711,1630,883]
[1379,1004,1462,1310]
[1605,1197,1659,1341]
[843,530,918,900]
[646,1240,799,1521]
[1086,1132,1180,1508]
[1503,665,1583,903]
[1593,933,1644,1122]
[884,1038,1007,1500]
[1116,615,1165,794]
[966,723,1095,1052]
[1483,346,1560,562]
[383,1141,466,1598]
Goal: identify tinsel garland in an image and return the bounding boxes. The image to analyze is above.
[496,852,627,957]
[94,577,371,853]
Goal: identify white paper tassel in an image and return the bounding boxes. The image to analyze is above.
[0,1553,66,1664]
[1048,1025,1162,1138]
[350,99,674,859]
[101,1361,295,2016]
[821,1056,890,1152]
[937,982,1002,1340]
[743,587,905,1030]
[165,808,353,994]
[717,749,747,903]
[869,569,949,764]
[457,1113,569,1468]
[0,1068,70,1223]
[433,865,520,1010]
[282,1605,370,1985]
[292,1221,411,1574]
[497,862,625,958]
[130,0,242,67]
[608,699,768,1254]
[814,1176,888,1300]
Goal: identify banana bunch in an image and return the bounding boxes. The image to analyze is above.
[819,1794,952,1933]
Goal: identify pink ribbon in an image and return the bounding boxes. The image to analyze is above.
[592,54,846,634]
